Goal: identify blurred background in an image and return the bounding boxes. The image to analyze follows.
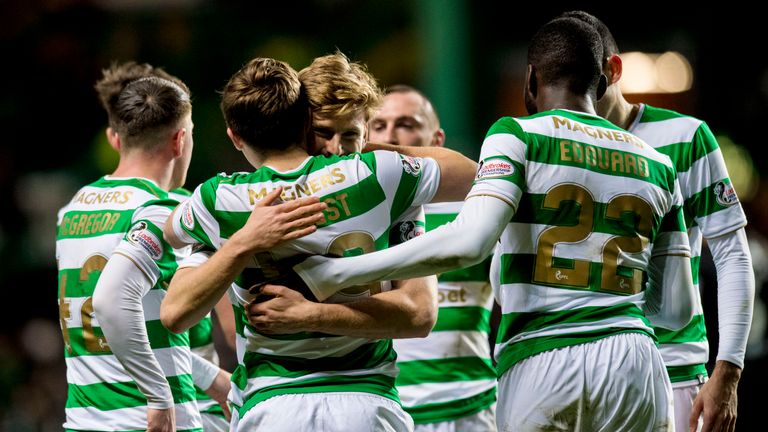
[1,1,767,430]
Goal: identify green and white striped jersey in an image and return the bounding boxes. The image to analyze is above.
[393,201,497,425]
[56,176,201,432]
[629,104,748,383]
[469,110,690,377]
[172,151,440,419]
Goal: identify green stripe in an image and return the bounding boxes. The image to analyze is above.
[666,363,708,383]
[510,194,668,240]
[498,253,648,295]
[654,314,707,344]
[433,307,490,333]
[405,387,496,424]
[496,329,653,377]
[497,303,649,345]
[396,357,495,386]
[236,340,395,384]
[64,320,189,358]
[426,212,491,282]
[686,179,737,221]
[66,374,196,410]
[57,209,134,239]
[237,373,398,417]
[691,256,701,285]
[389,156,422,223]
[189,317,213,348]
[215,173,386,239]
[638,105,686,123]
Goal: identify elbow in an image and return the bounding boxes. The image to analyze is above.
[408,278,439,338]
[160,304,189,334]
[91,291,112,329]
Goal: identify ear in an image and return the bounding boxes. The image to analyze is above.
[106,127,121,151]
[526,64,538,98]
[431,128,446,147]
[171,127,187,158]
[605,54,623,85]
[596,74,608,101]
[227,127,244,151]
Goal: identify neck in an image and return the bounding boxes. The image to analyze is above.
[537,86,598,115]
[112,150,176,191]
[597,86,639,130]
[259,145,310,172]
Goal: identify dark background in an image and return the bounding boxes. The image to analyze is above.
[1,1,767,430]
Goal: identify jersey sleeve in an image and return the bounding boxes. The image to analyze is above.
[170,177,222,249]
[388,205,426,247]
[684,122,748,238]
[467,117,527,211]
[651,177,692,258]
[113,199,180,287]
[371,150,440,221]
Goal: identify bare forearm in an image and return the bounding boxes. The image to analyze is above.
[162,242,250,333]
[306,277,438,339]
[365,142,477,202]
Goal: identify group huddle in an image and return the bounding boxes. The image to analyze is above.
[56,11,753,432]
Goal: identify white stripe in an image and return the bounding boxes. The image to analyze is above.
[64,289,166,329]
[424,201,464,215]
[398,380,496,407]
[697,205,748,239]
[480,133,527,164]
[678,147,729,199]
[494,316,651,362]
[240,360,399,398]
[57,234,123,269]
[498,222,652,265]
[631,116,702,147]
[243,328,373,359]
[436,281,494,307]
[394,331,491,362]
[515,115,672,165]
[64,400,201,430]
[65,346,193,386]
[63,186,162,213]
[496,282,645,314]
[214,159,374,212]
[659,341,709,366]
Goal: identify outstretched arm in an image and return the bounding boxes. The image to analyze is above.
[365,142,477,202]
[247,276,438,339]
[691,228,753,432]
[295,195,514,301]
[92,253,175,431]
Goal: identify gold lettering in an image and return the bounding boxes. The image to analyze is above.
[76,215,88,235]
[638,157,649,177]
[336,193,351,217]
[572,142,584,163]
[83,214,96,235]
[571,123,585,134]
[560,140,572,162]
[295,182,311,198]
[319,174,333,188]
[111,192,123,204]
[597,148,611,170]
[108,213,121,231]
[583,126,597,138]
[612,131,625,142]
[281,185,295,201]
[308,179,320,193]
[585,146,597,166]
[331,167,346,183]
[323,197,340,221]
[68,214,79,235]
[624,154,638,176]
[437,291,445,303]
[597,128,613,140]
[611,151,624,173]
[120,191,133,204]
[248,188,269,206]
[552,116,572,130]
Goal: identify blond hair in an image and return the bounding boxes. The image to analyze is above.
[299,51,382,121]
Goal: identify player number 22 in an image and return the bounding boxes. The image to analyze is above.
[533,183,652,295]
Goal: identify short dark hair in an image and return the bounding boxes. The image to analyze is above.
[113,76,192,150]
[94,61,189,129]
[559,11,620,58]
[220,58,310,152]
[528,17,604,96]
[383,84,441,129]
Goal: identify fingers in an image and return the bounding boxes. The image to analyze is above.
[282,225,318,241]
[254,186,284,207]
